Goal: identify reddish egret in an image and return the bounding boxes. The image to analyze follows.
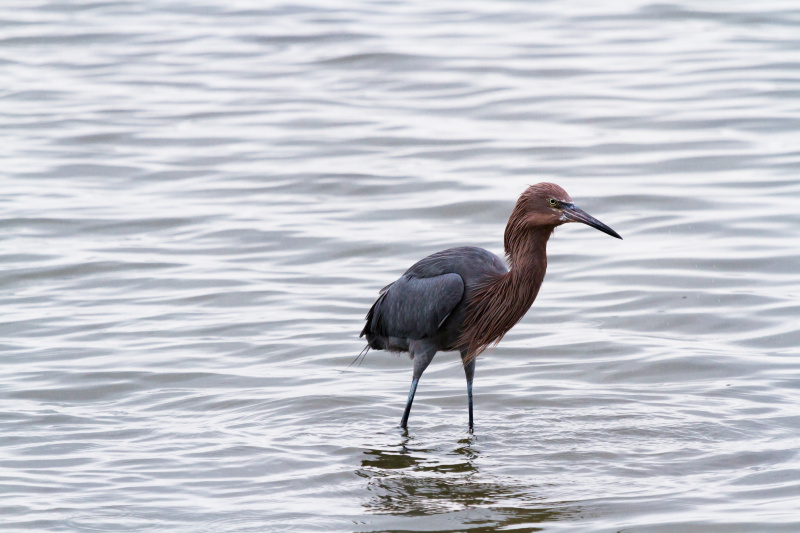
[360,183,621,430]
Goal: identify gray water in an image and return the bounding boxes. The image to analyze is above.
[2,1,800,531]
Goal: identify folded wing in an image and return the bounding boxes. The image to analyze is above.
[361,273,464,341]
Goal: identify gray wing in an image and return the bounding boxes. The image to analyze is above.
[361,273,464,341]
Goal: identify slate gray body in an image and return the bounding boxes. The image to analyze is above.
[361,246,507,355]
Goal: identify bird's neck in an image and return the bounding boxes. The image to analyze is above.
[458,226,552,361]
[503,226,551,306]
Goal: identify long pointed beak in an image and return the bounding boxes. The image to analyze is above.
[563,203,622,240]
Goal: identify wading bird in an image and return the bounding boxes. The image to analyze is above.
[360,183,621,430]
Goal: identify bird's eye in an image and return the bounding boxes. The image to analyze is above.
[548,198,558,207]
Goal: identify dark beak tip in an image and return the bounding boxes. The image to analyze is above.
[568,205,622,241]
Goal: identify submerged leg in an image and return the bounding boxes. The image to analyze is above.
[400,378,418,429]
[400,342,436,428]
[462,353,475,431]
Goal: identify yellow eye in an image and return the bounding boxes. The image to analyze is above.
[548,198,558,207]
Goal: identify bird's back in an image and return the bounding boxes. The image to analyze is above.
[361,246,507,353]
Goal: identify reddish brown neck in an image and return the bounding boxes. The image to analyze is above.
[460,225,553,362]
[505,223,551,274]
[500,224,551,316]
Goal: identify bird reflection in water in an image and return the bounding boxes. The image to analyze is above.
[355,436,577,531]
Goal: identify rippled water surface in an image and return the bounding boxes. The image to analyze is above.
[2,1,800,531]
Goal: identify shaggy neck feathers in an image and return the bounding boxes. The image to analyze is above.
[459,212,552,362]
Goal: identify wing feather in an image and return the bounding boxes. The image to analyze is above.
[361,273,464,340]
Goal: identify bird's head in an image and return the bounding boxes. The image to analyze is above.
[515,182,622,239]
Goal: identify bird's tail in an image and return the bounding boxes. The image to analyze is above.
[340,344,370,374]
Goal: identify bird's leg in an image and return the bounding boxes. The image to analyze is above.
[462,354,476,432]
[400,378,418,429]
[400,342,436,429]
